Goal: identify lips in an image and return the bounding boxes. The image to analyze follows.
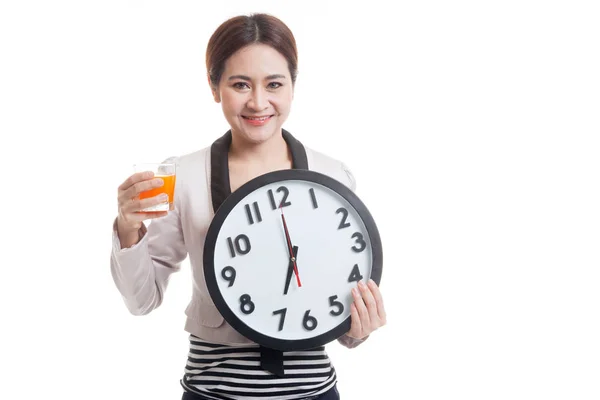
[242,115,274,126]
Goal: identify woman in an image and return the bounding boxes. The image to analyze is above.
[111,13,386,400]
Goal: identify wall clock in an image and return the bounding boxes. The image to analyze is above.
[204,169,383,351]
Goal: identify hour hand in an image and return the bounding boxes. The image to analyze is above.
[284,246,298,295]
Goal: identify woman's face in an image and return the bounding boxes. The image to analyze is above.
[212,43,294,146]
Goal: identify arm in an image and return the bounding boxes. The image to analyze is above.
[110,200,187,316]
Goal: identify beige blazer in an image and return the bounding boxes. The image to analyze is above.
[110,132,366,349]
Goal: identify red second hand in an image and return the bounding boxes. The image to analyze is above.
[280,207,302,287]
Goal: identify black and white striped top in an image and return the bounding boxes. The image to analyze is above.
[180,335,337,399]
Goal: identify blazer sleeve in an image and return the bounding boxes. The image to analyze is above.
[110,205,187,316]
[341,162,357,192]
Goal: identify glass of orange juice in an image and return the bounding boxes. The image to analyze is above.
[133,162,177,212]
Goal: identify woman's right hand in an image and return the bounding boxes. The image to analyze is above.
[116,171,167,248]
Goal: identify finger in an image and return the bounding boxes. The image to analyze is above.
[352,286,370,330]
[118,171,154,192]
[127,178,164,199]
[358,281,377,315]
[119,178,164,204]
[349,302,362,337]
[137,193,169,211]
[358,280,379,326]
[121,193,169,214]
[368,279,387,324]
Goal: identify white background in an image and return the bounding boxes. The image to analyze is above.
[1,0,599,399]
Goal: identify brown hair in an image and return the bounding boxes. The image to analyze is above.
[206,13,299,88]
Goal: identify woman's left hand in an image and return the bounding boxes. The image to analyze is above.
[347,279,387,340]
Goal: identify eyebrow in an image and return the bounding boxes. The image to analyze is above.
[228,74,287,81]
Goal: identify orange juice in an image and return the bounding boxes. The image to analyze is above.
[139,174,176,211]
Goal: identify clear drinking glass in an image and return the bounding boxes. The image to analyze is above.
[133,162,177,212]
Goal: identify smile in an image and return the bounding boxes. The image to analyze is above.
[242,115,274,126]
[242,115,273,121]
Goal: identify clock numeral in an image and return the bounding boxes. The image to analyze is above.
[336,207,351,229]
[221,266,236,287]
[351,232,366,253]
[227,234,251,258]
[302,310,318,331]
[328,295,344,316]
[244,202,262,225]
[309,188,318,209]
[268,186,292,210]
[239,294,255,315]
[273,308,287,331]
[348,264,364,283]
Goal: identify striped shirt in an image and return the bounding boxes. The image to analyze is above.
[180,335,337,399]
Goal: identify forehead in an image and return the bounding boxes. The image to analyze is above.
[223,43,290,78]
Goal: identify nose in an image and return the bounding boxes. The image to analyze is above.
[247,88,269,111]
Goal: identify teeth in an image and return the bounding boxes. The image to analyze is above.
[246,116,270,121]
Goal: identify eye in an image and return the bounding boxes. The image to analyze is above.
[267,82,283,90]
[233,82,250,90]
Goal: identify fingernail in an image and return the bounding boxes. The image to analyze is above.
[352,288,358,296]
[358,281,366,288]
[154,179,164,186]
[159,194,169,201]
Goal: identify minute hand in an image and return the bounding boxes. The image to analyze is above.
[280,208,302,287]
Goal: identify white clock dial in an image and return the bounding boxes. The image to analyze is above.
[204,169,383,350]
[212,179,373,341]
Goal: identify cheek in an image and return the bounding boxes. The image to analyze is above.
[220,92,244,114]
[274,92,294,113]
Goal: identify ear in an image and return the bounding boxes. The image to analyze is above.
[207,74,221,103]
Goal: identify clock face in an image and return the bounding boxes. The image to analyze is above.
[204,169,382,351]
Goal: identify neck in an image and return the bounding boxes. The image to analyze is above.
[229,130,291,166]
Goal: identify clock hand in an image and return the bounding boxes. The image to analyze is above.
[284,246,298,295]
[280,207,302,287]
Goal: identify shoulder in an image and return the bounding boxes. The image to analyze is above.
[160,146,211,190]
[172,146,210,168]
[162,146,210,172]
[305,146,357,192]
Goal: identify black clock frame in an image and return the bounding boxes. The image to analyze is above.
[203,169,383,351]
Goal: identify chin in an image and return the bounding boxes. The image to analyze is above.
[235,125,282,145]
